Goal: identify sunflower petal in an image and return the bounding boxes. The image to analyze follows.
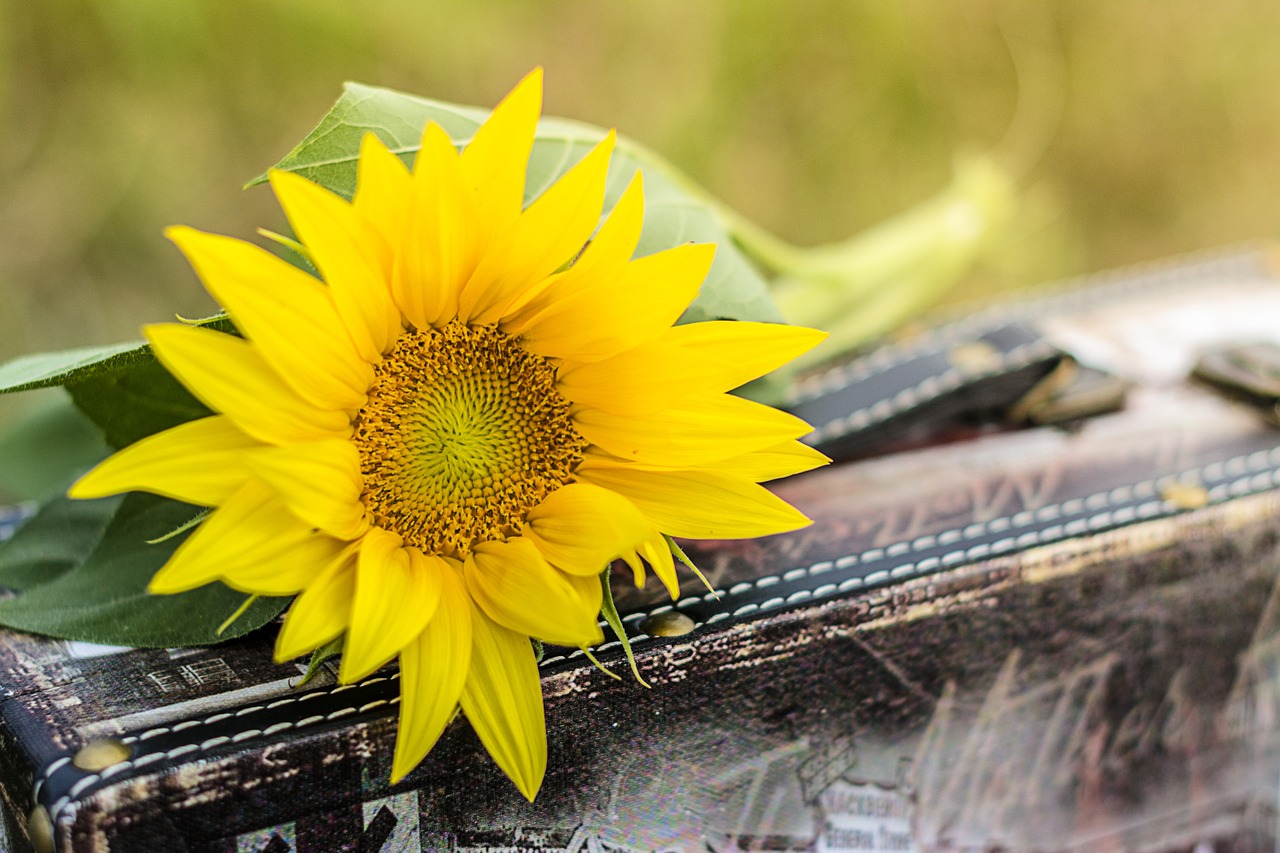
[270,169,401,360]
[69,416,258,506]
[558,322,827,416]
[576,458,813,539]
[514,242,715,363]
[558,172,646,281]
[619,526,680,598]
[461,131,616,326]
[341,529,444,683]
[149,480,346,596]
[165,226,371,410]
[352,132,412,270]
[459,605,546,801]
[391,561,471,783]
[145,324,351,445]
[573,393,813,467]
[709,440,831,482]
[244,440,367,540]
[392,123,477,329]
[464,538,603,647]
[460,68,541,246]
[274,545,358,662]
[500,173,644,337]
[524,483,650,576]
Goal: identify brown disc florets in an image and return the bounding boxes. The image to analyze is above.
[353,322,587,557]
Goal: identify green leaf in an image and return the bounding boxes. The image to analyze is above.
[0,393,109,503]
[0,341,149,395]
[0,315,232,400]
[66,356,210,449]
[0,492,289,646]
[256,82,781,326]
[0,493,121,592]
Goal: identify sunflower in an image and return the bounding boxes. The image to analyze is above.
[69,69,827,799]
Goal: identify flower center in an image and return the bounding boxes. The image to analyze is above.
[353,321,586,557]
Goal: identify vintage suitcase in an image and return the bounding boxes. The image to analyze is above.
[3,249,1280,852]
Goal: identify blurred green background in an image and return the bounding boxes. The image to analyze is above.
[2,0,1279,367]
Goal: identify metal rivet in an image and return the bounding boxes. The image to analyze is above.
[947,341,1002,374]
[28,804,55,853]
[639,611,696,637]
[72,738,133,772]
[1161,482,1209,510]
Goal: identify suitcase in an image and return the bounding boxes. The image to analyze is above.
[3,248,1280,852]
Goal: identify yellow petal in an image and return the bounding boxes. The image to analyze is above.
[392,123,478,329]
[464,538,603,647]
[391,561,472,783]
[558,322,827,416]
[523,483,650,576]
[619,526,679,598]
[270,169,402,361]
[352,132,412,271]
[69,416,258,506]
[460,68,541,248]
[274,544,358,662]
[513,242,715,363]
[145,324,351,446]
[149,480,346,596]
[556,172,646,283]
[576,458,813,540]
[708,440,831,482]
[244,440,368,540]
[500,173,644,338]
[341,529,444,683]
[461,131,617,326]
[573,393,813,467]
[166,226,372,410]
[459,604,546,801]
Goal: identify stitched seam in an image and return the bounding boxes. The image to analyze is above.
[807,339,1058,441]
[41,673,398,816]
[543,448,1280,664]
[791,248,1268,405]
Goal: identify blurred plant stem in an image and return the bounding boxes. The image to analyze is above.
[753,155,1016,368]
[625,136,1018,371]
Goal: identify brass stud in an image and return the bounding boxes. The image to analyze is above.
[28,804,55,853]
[72,738,133,772]
[639,611,696,638]
[947,341,1002,374]
[1160,482,1209,510]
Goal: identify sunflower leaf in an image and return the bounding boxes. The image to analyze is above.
[256,81,782,327]
[0,494,121,592]
[0,394,109,504]
[0,342,152,395]
[67,357,212,450]
[0,316,233,399]
[0,492,289,646]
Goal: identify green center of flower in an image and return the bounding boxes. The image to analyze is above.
[352,321,586,557]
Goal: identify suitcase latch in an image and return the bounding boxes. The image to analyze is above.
[1193,342,1280,424]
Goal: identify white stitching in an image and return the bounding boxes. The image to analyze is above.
[805,339,1059,440]
[39,670,402,809]
[614,453,1280,640]
[790,247,1268,405]
[45,684,406,820]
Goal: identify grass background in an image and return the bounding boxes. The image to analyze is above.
[2,0,1278,367]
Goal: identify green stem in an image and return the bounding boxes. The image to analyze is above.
[597,565,650,688]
